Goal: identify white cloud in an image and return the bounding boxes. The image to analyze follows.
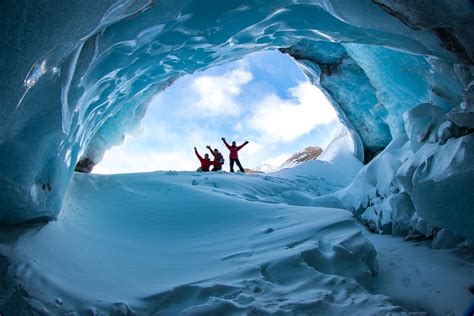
[262,153,291,167]
[95,122,221,173]
[95,52,342,174]
[93,164,113,174]
[96,147,199,174]
[233,122,242,131]
[248,82,337,143]
[191,67,252,116]
[242,141,262,155]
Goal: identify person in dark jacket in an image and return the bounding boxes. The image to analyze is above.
[221,137,249,173]
[206,145,224,171]
[194,147,213,172]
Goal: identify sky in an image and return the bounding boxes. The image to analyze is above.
[95,50,341,174]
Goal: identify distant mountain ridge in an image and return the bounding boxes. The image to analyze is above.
[249,146,323,173]
[279,146,323,170]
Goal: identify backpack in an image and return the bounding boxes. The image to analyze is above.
[217,153,225,164]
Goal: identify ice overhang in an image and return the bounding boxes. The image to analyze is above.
[0,0,472,224]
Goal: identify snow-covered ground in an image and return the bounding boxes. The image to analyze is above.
[364,227,474,315]
[0,154,472,315]
[2,1,473,314]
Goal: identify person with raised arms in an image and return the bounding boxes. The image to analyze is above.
[221,137,249,173]
[194,147,213,172]
[206,145,224,171]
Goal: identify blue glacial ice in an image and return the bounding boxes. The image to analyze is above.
[2,168,394,314]
[1,0,474,314]
[1,0,473,224]
[1,147,473,314]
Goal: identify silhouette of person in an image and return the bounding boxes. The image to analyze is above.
[194,147,213,172]
[221,137,249,173]
[206,145,224,171]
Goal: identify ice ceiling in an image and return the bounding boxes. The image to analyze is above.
[1,0,473,224]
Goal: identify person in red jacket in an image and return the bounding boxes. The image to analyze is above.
[206,145,224,171]
[194,147,213,172]
[221,137,249,173]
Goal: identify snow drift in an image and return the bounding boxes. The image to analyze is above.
[1,153,472,314]
[0,166,409,315]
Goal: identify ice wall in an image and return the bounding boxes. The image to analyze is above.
[1,0,473,224]
[336,87,474,242]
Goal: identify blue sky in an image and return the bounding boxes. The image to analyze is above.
[95,50,340,173]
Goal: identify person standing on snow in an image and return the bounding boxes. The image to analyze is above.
[194,147,213,172]
[206,145,224,171]
[221,137,249,173]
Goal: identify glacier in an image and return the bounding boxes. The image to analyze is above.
[1,148,473,314]
[1,0,474,314]
[1,0,473,224]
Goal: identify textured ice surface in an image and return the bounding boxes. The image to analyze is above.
[0,169,411,315]
[1,158,472,314]
[336,102,474,241]
[364,228,474,315]
[1,0,473,223]
[2,2,474,314]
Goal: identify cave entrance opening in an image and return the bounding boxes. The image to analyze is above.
[94,50,342,174]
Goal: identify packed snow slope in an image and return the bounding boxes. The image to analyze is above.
[1,0,473,224]
[0,163,396,315]
[1,155,473,315]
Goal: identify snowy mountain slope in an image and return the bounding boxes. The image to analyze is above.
[254,164,277,173]
[252,146,323,173]
[279,146,323,170]
[190,159,359,206]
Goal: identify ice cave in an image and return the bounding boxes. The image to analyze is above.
[1,0,474,315]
